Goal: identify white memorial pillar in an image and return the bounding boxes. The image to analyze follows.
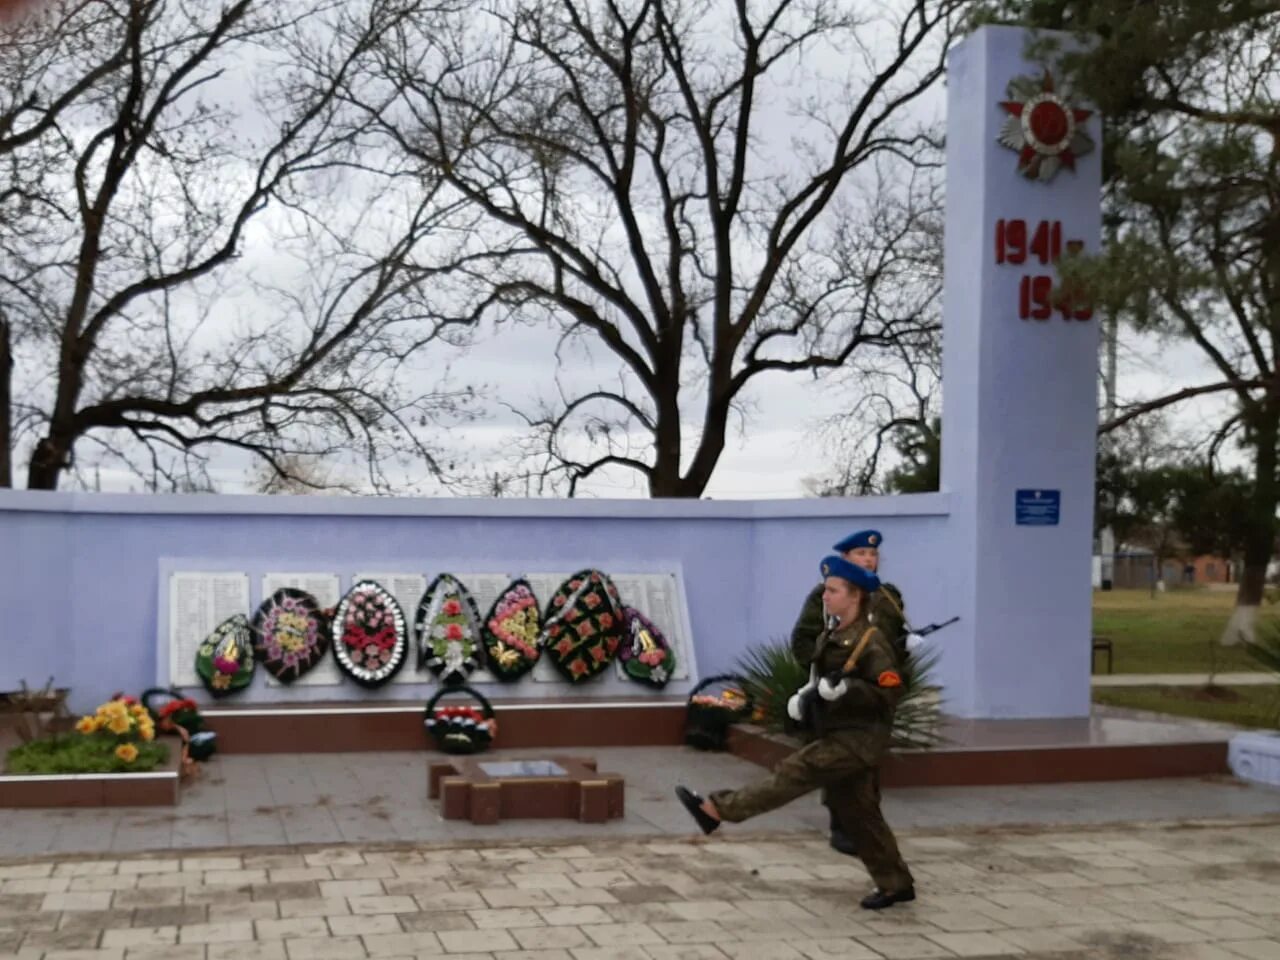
[940,26,1101,718]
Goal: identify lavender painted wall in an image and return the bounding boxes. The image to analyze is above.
[0,28,1102,722]
[0,490,950,714]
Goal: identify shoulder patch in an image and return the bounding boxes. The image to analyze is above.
[877,670,902,688]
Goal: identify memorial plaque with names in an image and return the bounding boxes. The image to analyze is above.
[168,572,251,687]
[610,573,691,682]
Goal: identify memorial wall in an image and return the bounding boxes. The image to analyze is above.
[0,490,953,713]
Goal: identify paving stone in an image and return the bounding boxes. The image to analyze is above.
[359,931,443,956]
[854,934,955,959]
[117,861,180,876]
[509,926,592,950]
[437,928,518,952]
[925,931,1021,956]
[327,915,402,937]
[468,909,545,930]
[100,928,178,948]
[256,918,331,940]
[130,905,208,927]
[177,921,255,944]
[318,880,384,900]
[182,859,243,873]
[349,896,418,915]
[283,935,367,959]
[208,944,287,960]
[68,876,137,893]
[789,939,882,960]
[209,902,279,922]
[711,944,804,960]
[278,900,351,919]
[1223,942,1280,960]
[19,928,103,951]
[41,892,114,913]
[53,862,119,879]
[3,876,72,894]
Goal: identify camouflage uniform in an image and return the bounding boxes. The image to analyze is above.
[712,615,914,895]
[790,581,908,823]
[792,582,908,665]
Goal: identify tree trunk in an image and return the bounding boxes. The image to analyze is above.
[1222,407,1279,645]
[26,434,71,490]
[0,315,10,488]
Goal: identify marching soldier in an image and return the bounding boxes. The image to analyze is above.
[790,529,907,855]
[676,555,916,911]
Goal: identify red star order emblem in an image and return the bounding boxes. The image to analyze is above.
[997,70,1094,182]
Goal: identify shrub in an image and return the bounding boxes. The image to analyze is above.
[735,638,945,750]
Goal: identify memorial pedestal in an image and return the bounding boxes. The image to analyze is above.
[428,755,624,824]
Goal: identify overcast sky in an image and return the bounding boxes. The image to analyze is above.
[11,1,1242,500]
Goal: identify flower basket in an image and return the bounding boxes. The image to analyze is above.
[684,674,754,751]
[423,685,497,755]
[140,688,205,735]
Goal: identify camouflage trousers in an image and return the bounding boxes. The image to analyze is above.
[709,734,913,895]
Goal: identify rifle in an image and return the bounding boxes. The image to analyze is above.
[795,614,960,732]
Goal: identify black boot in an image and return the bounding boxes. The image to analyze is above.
[828,808,857,857]
[860,887,916,910]
[674,786,720,835]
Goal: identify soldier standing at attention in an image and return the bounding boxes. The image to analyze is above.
[675,555,916,911]
[791,529,906,856]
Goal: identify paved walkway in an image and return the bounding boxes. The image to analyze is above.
[1092,672,1280,687]
[5,747,1280,858]
[4,819,1280,960]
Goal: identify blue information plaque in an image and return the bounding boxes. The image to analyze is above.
[1015,489,1060,526]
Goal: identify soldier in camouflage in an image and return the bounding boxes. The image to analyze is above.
[675,554,916,911]
[791,530,906,856]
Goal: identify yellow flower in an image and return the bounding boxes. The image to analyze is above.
[211,673,231,690]
[75,716,99,735]
[102,701,127,720]
[130,704,148,719]
[138,726,155,742]
[115,743,139,763]
[106,715,132,736]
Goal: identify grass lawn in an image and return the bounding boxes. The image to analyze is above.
[1092,588,1275,674]
[1093,684,1280,730]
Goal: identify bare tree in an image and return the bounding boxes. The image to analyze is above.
[805,168,942,495]
[1,0,477,492]
[346,0,964,496]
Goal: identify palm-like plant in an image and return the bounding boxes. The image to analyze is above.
[735,639,946,750]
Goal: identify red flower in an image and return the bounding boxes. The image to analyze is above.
[446,623,464,640]
[569,658,589,677]
[583,593,601,609]
[570,580,582,590]
[555,638,575,657]
[554,595,566,607]
[442,599,462,616]
[547,625,561,638]
[597,612,613,629]
[565,607,580,622]
[606,636,619,654]
[577,620,596,639]
[589,644,606,662]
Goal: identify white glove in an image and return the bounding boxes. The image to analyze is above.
[787,674,818,722]
[786,692,806,722]
[905,632,926,653]
[818,677,848,701]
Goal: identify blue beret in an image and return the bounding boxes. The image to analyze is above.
[820,554,881,593]
[833,529,882,552]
